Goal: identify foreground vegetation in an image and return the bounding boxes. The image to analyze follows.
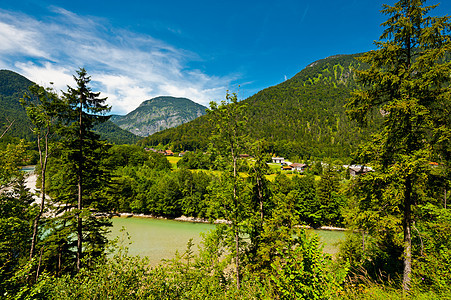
[1,0,451,298]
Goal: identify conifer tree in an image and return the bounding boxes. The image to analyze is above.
[60,68,111,272]
[346,0,451,291]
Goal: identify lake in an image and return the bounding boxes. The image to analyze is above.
[108,217,347,265]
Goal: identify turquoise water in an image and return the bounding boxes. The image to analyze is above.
[20,165,36,172]
[108,217,346,265]
[108,217,215,264]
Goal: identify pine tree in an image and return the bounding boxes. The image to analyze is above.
[60,68,111,272]
[346,0,451,291]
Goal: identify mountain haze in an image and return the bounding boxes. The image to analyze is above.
[111,96,207,137]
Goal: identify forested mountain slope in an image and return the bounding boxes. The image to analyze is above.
[139,53,378,161]
[111,96,207,137]
[0,70,139,144]
[0,70,35,140]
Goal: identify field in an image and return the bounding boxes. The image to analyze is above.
[166,156,320,181]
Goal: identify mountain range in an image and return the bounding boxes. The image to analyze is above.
[2,52,381,160]
[139,53,380,161]
[110,96,206,137]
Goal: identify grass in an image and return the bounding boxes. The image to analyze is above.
[168,158,323,182]
[167,156,181,168]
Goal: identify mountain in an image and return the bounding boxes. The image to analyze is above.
[0,70,139,144]
[0,70,36,141]
[110,96,207,137]
[139,53,380,161]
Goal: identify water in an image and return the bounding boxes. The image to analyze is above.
[108,217,215,264]
[20,165,36,173]
[108,217,346,265]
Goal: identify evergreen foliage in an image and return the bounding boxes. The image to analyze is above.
[345,0,451,291]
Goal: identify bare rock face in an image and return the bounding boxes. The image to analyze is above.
[110,96,207,137]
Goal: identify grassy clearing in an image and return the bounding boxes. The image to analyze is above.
[167,156,181,168]
[169,158,322,182]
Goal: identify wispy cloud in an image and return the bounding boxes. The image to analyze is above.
[0,7,235,114]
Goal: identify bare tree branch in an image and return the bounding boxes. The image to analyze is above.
[0,118,15,139]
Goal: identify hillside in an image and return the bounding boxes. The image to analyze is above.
[0,70,35,140]
[0,70,139,144]
[111,96,207,137]
[139,54,379,161]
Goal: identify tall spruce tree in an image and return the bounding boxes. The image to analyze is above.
[60,68,111,272]
[346,0,451,291]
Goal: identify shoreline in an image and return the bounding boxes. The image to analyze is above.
[23,170,347,232]
[114,212,231,225]
[114,212,347,231]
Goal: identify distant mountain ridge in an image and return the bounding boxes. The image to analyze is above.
[110,96,207,137]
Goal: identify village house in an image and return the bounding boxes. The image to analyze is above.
[348,165,373,176]
[281,165,293,171]
[272,157,285,164]
[290,163,307,172]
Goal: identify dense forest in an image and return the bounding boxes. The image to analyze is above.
[139,53,379,161]
[1,1,451,298]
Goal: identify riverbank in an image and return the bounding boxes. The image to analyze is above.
[22,171,347,232]
[115,213,347,231]
[115,212,231,225]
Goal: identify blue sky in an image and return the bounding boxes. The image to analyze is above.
[1,0,450,114]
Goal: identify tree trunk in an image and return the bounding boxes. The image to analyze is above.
[232,154,241,290]
[30,133,49,261]
[445,188,447,209]
[76,172,82,272]
[257,176,264,222]
[76,102,83,272]
[402,176,412,292]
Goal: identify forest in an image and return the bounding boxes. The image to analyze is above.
[1,1,451,299]
[138,53,378,162]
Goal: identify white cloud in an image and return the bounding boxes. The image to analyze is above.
[0,12,49,59]
[0,7,235,114]
[15,62,74,91]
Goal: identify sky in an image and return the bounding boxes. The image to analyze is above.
[1,0,450,115]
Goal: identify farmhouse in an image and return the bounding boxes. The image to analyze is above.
[272,157,285,164]
[348,165,373,176]
[290,163,307,172]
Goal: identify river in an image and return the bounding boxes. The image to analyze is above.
[108,216,347,265]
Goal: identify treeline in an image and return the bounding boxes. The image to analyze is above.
[52,145,346,228]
